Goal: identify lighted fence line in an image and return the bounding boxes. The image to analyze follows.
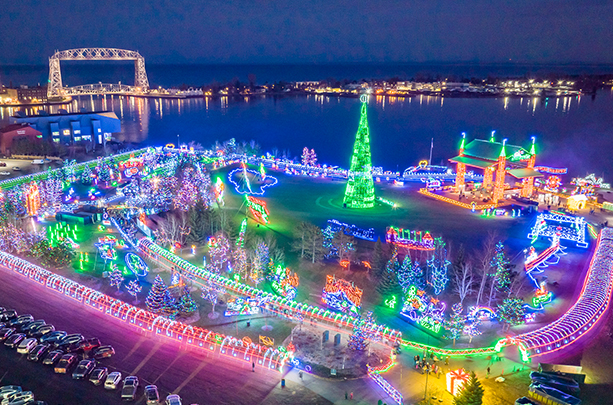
[503,228,613,358]
[137,238,405,345]
[0,251,288,372]
[367,364,404,405]
[0,147,151,191]
[418,188,498,210]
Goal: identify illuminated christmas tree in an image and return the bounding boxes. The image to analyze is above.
[343,98,375,208]
[491,241,511,292]
[178,286,198,314]
[146,275,169,314]
[126,280,142,303]
[444,303,464,347]
[81,165,93,185]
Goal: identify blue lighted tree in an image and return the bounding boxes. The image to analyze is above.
[428,238,450,296]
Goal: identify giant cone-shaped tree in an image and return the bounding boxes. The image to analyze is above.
[343,98,375,208]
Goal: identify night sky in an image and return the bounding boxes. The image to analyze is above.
[1,0,613,65]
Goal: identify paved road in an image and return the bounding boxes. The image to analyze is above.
[0,265,332,405]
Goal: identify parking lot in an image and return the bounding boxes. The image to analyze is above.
[0,265,330,405]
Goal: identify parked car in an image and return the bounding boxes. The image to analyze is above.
[59,341,82,354]
[54,353,78,374]
[165,394,182,405]
[91,345,115,359]
[104,372,122,390]
[27,344,50,362]
[7,315,32,327]
[121,376,139,401]
[40,331,67,345]
[16,338,37,354]
[20,320,45,334]
[79,337,101,352]
[30,324,54,339]
[4,333,25,348]
[12,167,20,171]
[0,386,21,400]
[89,367,108,386]
[72,359,96,380]
[0,328,15,342]
[42,350,63,366]
[1,391,33,405]
[0,172,10,176]
[145,385,160,405]
[57,334,84,346]
[0,310,17,322]
[0,162,6,167]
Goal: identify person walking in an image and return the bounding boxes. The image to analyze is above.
[487,366,490,377]
[252,362,255,372]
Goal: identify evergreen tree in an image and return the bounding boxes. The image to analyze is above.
[146,275,169,314]
[186,200,209,244]
[445,303,464,347]
[162,289,178,319]
[347,312,374,351]
[81,165,93,185]
[453,372,484,405]
[377,246,401,296]
[491,241,511,292]
[371,238,385,280]
[178,286,198,314]
[497,297,526,331]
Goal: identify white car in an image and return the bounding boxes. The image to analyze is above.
[0,172,10,176]
[0,386,21,400]
[1,391,34,405]
[166,394,182,405]
[16,338,37,354]
[104,371,122,390]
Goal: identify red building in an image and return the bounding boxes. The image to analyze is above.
[0,123,42,155]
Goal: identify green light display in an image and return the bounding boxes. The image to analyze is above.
[343,99,375,208]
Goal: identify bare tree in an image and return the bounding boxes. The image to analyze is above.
[305,224,326,264]
[291,222,310,259]
[452,261,474,306]
[475,232,497,308]
[154,213,190,248]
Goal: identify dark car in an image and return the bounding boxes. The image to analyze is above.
[91,345,115,359]
[7,315,33,328]
[27,344,50,362]
[89,367,108,386]
[0,162,6,167]
[54,353,78,374]
[40,331,67,345]
[20,320,45,334]
[41,350,64,366]
[0,328,15,342]
[79,338,101,352]
[515,397,538,405]
[72,359,96,380]
[145,385,160,405]
[0,310,17,322]
[58,341,82,354]
[30,324,55,338]
[57,334,84,346]
[4,333,25,348]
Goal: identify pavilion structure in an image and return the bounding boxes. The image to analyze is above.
[449,134,542,204]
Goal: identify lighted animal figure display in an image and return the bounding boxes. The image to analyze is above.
[386,227,435,251]
[271,265,299,300]
[400,285,446,333]
[321,275,363,313]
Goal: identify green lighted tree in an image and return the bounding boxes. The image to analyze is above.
[497,297,526,331]
[453,372,484,405]
[343,99,375,208]
[377,245,401,296]
[178,286,198,315]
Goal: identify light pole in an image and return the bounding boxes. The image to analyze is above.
[177,134,180,147]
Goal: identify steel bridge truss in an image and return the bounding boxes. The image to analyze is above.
[48,48,149,97]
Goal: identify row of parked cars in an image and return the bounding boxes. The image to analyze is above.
[0,307,185,404]
[0,385,44,405]
[516,371,582,405]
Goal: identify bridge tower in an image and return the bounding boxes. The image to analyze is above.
[47,48,150,97]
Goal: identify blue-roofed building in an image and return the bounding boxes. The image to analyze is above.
[10,110,121,146]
